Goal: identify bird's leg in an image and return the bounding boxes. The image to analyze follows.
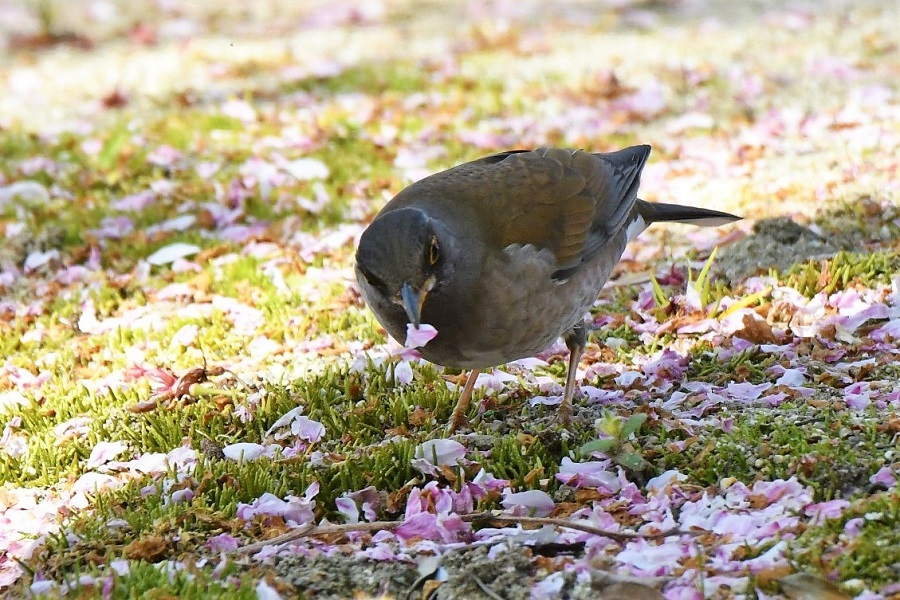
[447,368,481,434]
[559,322,587,427]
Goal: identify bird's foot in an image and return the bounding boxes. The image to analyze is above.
[446,369,480,435]
[558,323,584,430]
[555,400,573,429]
[446,412,468,435]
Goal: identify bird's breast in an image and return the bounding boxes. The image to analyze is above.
[416,239,626,369]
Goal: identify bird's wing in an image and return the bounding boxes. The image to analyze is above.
[474,146,651,279]
[382,146,651,279]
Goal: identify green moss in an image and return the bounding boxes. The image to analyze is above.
[480,435,558,489]
[782,250,900,298]
[592,322,641,348]
[28,557,263,599]
[284,61,432,97]
[206,256,288,311]
[1,15,897,597]
[812,197,900,246]
[656,402,890,500]
[88,279,149,318]
[156,112,246,150]
[0,130,42,165]
[788,490,900,588]
[686,343,775,385]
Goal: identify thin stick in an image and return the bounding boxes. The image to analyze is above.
[464,511,682,542]
[470,572,506,600]
[404,570,435,600]
[238,523,316,554]
[237,511,686,554]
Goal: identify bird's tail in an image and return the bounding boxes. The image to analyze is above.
[637,199,741,227]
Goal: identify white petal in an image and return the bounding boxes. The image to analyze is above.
[147,243,201,266]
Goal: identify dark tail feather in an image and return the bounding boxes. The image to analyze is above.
[637,199,741,227]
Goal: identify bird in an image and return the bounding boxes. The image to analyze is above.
[355,145,740,433]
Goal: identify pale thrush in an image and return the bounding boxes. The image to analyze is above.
[355,146,740,432]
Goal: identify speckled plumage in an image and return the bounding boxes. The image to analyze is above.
[355,145,740,431]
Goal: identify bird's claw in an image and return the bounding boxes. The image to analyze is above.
[555,403,573,429]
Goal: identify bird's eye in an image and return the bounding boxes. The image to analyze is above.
[428,236,440,266]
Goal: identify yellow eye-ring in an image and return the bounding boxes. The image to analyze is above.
[428,237,440,266]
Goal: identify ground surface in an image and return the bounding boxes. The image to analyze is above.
[0,0,898,598]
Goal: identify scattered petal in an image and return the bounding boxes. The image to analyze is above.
[86,441,129,469]
[414,439,467,467]
[394,360,414,385]
[222,443,269,462]
[292,416,326,443]
[146,243,201,266]
[256,579,283,600]
[206,533,240,552]
[501,490,555,517]
[869,466,896,489]
[283,158,330,181]
[405,323,438,348]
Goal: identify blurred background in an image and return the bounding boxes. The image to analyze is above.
[1,4,898,594]
[1,0,897,223]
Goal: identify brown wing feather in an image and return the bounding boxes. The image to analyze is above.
[491,146,651,277]
[381,146,651,277]
[493,151,592,272]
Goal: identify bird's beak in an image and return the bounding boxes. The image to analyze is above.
[400,282,427,328]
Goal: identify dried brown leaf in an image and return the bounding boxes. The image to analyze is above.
[124,535,168,561]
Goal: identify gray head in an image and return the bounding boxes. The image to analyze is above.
[355,207,462,332]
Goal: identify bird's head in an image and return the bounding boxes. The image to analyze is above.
[355,207,457,329]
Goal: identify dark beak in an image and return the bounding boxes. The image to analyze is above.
[400,282,426,328]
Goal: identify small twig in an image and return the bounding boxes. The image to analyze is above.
[469,572,506,600]
[404,571,433,600]
[236,511,690,554]
[462,511,686,542]
[404,557,441,600]
[591,570,668,591]
[237,520,409,554]
[237,523,316,554]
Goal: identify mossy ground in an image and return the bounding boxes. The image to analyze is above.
[1,0,899,597]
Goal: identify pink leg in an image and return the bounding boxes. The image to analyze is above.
[447,368,481,434]
[558,323,586,427]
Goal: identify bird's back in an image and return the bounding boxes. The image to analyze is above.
[359,145,739,369]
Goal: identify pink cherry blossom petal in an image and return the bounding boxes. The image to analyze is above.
[501,490,555,517]
[869,466,896,489]
[292,416,326,443]
[405,324,438,348]
[86,441,129,469]
[146,243,201,266]
[556,458,619,490]
[412,439,467,475]
[206,533,240,552]
[222,443,269,462]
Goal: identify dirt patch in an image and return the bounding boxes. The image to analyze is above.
[275,552,420,599]
[274,543,599,599]
[716,217,847,282]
